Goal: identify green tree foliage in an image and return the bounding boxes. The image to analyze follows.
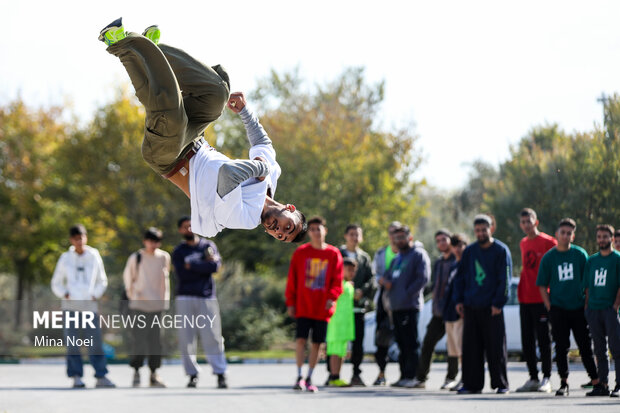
[0,100,72,324]
[481,103,620,266]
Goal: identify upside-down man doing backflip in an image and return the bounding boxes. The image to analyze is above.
[99,18,307,242]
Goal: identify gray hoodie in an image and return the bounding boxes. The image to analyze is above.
[384,241,431,311]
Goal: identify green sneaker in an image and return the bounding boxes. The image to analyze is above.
[98,17,126,46]
[328,379,351,387]
[142,25,160,45]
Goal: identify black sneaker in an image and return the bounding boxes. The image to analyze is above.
[586,383,610,396]
[496,388,510,394]
[217,374,228,389]
[187,374,198,388]
[350,374,366,387]
[555,382,569,397]
[610,384,619,398]
[581,380,594,389]
[373,375,386,386]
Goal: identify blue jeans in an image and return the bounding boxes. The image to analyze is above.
[64,311,108,378]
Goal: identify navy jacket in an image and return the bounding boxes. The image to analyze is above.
[384,241,431,311]
[172,238,221,298]
[442,262,460,322]
[452,239,512,309]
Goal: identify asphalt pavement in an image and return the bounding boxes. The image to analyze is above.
[0,361,618,412]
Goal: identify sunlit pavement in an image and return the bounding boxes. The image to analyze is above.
[0,361,618,412]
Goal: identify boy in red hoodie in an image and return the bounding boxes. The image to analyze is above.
[286,216,343,392]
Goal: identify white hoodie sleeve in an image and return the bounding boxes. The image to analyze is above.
[122,253,137,300]
[51,253,69,298]
[90,249,108,299]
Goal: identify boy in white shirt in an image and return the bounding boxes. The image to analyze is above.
[51,224,115,388]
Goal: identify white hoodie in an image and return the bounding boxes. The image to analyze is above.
[51,245,108,311]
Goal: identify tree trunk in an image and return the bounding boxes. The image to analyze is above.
[14,271,24,329]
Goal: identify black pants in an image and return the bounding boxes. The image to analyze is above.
[416,315,458,382]
[519,303,552,380]
[585,307,620,385]
[129,310,163,372]
[462,306,508,391]
[393,309,420,380]
[352,312,365,375]
[548,306,598,381]
[374,287,392,373]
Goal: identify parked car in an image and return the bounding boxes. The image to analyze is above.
[363,277,534,359]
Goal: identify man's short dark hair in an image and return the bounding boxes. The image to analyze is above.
[144,227,163,242]
[344,224,361,234]
[343,256,358,267]
[392,224,410,235]
[473,214,492,227]
[177,216,191,228]
[450,233,469,246]
[520,208,537,220]
[291,211,308,243]
[434,228,452,239]
[69,224,87,237]
[307,215,326,227]
[558,218,576,230]
[596,224,615,237]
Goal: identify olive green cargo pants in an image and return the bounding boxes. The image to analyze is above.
[107,33,230,175]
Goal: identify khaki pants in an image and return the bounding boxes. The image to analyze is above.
[107,33,230,175]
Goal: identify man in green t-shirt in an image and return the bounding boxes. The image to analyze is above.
[536,218,599,396]
[583,224,620,398]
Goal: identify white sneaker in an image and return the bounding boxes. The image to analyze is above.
[95,376,116,388]
[72,376,85,388]
[441,379,460,390]
[538,377,552,393]
[410,378,426,389]
[150,373,166,388]
[516,379,540,392]
[401,379,418,388]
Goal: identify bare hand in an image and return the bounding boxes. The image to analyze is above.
[64,293,70,299]
[287,306,295,318]
[456,303,464,318]
[185,262,191,270]
[325,299,334,310]
[227,92,246,113]
[253,156,267,181]
[354,289,363,301]
[383,281,392,291]
[491,306,502,316]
